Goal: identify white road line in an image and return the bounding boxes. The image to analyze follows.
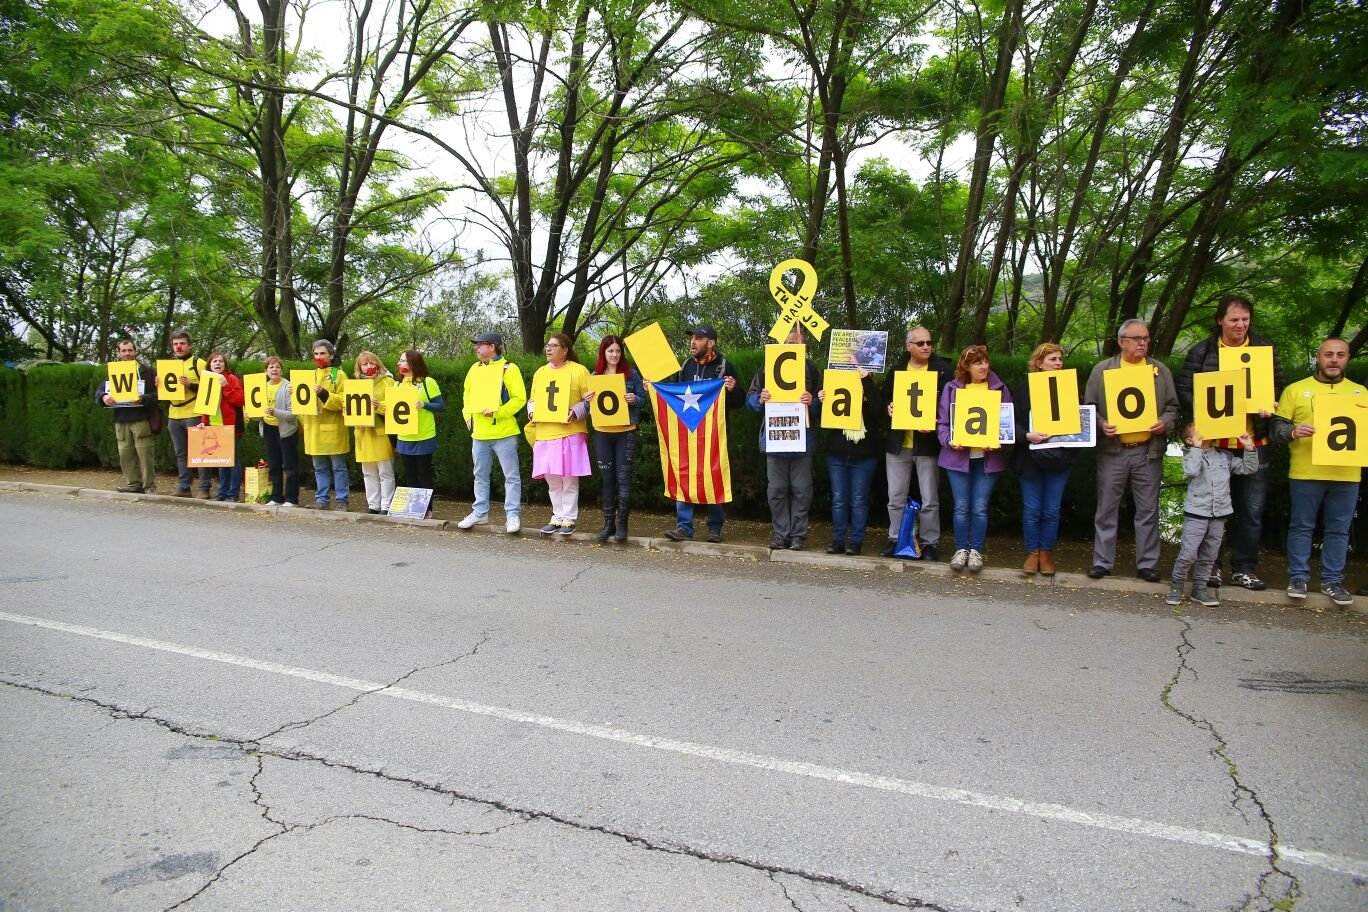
[2,609,1364,879]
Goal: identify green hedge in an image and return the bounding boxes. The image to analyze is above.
[1,354,1364,546]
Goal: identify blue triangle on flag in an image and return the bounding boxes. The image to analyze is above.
[653,378,725,433]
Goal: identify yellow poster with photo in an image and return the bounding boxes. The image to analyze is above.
[1027,369,1081,436]
[1218,345,1276,414]
[242,373,269,419]
[193,371,222,417]
[952,384,1000,448]
[1103,362,1158,435]
[342,379,378,427]
[819,369,862,430]
[764,344,806,403]
[106,361,140,404]
[385,382,420,435]
[890,369,937,432]
[588,374,631,428]
[1312,395,1368,467]
[290,370,319,416]
[1192,370,1246,440]
[624,322,681,383]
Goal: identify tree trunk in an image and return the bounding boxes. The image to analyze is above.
[942,0,1024,351]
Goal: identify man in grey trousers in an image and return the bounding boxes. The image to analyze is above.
[880,325,955,560]
[1084,318,1180,582]
[746,325,821,550]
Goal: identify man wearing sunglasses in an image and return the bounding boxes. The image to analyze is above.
[880,326,954,559]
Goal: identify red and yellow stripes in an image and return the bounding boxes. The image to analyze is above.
[652,391,732,504]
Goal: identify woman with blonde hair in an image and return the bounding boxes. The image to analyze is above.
[353,350,397,513]
[1011,343,1078,577]
[259,356,300,506]
[936,345,1011,573]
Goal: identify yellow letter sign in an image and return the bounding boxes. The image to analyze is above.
[1026,369,1081,436]
[952,384,1000,448]
[1103,362,1158,435]
[890,370,937,432]
[764,344,806,403]
[820,369,863,430]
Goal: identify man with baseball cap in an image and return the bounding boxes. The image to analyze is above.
[458,331,527,533]
[662,324,743,542]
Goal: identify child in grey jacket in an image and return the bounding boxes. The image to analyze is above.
[1168,425,1258,606]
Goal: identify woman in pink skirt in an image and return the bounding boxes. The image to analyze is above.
[527,333,593,536]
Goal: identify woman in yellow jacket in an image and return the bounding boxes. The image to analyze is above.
[353,351,396,513]
[527,333,592,536]
[301,338,351,510]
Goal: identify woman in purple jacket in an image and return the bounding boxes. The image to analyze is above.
[936,345,1012,573]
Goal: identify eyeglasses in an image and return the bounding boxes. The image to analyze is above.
[1120,335,1150,343]
[545,342,564,349]
[908,340,933,347]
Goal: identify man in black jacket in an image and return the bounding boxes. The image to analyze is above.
[662,325,743,542]
[97,338,159,493]
[1175,294,1286,591]
[880,325,954,559]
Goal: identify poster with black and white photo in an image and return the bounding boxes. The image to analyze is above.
[764,402,807,453]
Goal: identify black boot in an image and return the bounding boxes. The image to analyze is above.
[595,505,614,542]
[613,507,629,542]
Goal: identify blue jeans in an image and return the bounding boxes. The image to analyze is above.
[675,501,724,537]
[1286,479,1359,586]
[828,454,877,546]
[472,435,521,517]
[946,460,998,551]
[1020,468,1071,551]
[168,416,211,493]
[218,458,244,500]
[312,454,349,505]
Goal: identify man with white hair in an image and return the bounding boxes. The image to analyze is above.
[1083,319,1180,582]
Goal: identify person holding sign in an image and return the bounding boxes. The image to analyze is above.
[97,339,159,493]
[458,332,526,534]
[1270,337,1365,607]
[1175,294,1286,591]
[746,325,821,550]
[352,351,396,514]
[257,356,300,506]
[1165,426,1258,608]
[298,339,351,510]
[585,335,648,542]
[198,352,245,501]
[880,326,954,559]
[394,349,444,520]
[160,329,211,498]
[1011,344,1079,577]
[1083,319,1180,582]
[936,346,1012,573]
[661,325,744,543]
[527,334,592,536]
[818,371,882,556]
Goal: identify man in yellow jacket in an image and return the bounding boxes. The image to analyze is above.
[458,332,527,533]
[301,338,351,510]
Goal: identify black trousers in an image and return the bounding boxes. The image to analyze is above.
[593,431,637,515]
[263,424,300,504]
[401,452,435,495]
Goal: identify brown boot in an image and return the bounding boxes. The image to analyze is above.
[1023,550,1040,575]
[1038,549,1056,577]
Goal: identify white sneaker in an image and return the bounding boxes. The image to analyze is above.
[505,515,521,534]
[457,512,488,530]
[949,549,969,571]
[967,549,984,573]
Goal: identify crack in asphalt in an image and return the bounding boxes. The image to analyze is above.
[770,871,805,911]
[253,630,493,743]
[1160,612,1301,912]
[1,677,956,912]
[558,563,594,593]
[209,538,352,581]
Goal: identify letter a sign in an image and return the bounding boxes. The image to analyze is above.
[952,384,1000,448]
[1313,395,1368,467]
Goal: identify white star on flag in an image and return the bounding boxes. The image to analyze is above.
[680,385,702,411]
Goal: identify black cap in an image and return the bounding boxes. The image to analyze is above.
[689,325,717,340]
[471,332,502,346]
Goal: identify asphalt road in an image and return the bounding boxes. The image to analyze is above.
[1,491,1365,912]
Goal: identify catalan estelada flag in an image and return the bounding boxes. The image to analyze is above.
[650,378,732,504]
